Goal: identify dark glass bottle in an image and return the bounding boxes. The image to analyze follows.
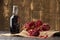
[10,5,20,34]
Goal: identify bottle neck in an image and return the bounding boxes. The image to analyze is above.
[12,5,18,16]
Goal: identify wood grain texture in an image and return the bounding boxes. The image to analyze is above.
[0,0,60,31]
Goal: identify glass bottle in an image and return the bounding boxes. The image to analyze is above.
[10,5,20,34]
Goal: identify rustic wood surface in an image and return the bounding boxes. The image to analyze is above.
[0,0,60,31]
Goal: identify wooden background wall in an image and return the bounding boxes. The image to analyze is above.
[0,0,60,31]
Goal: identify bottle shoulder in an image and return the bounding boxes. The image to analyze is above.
[10,15,14,19]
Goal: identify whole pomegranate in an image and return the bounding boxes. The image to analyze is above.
[35,20,43,27]
[42,23,50,31]
[24,21,35,31]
